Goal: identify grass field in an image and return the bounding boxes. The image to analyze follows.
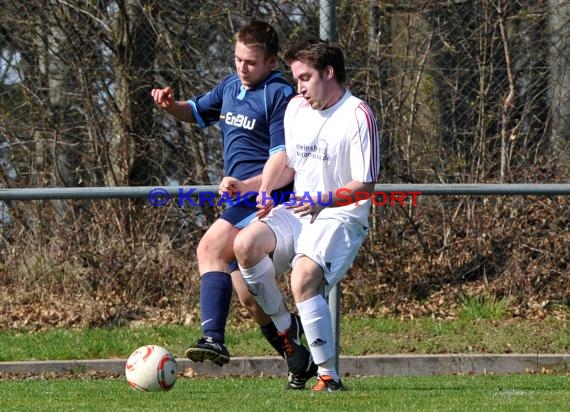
[1,311,568,411]
[1,313,569,361]
[0,375,568,411]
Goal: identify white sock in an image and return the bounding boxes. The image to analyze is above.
[296,295,335,366]
[239,256,290,332]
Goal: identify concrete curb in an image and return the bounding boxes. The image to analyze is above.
[1,354,569,377]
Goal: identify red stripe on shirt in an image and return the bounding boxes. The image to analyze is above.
[356,102,380,181]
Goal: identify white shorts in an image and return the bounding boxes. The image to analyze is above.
[261,205,368,297]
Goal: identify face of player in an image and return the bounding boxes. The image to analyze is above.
[290,60,339,110]
[234,41,276,89]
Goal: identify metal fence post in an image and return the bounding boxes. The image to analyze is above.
[327,283,341,374]
[319,0,338,43]
[320,0,340,374]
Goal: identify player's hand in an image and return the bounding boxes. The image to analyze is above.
[151,87,174,109]
[218,176,242,198]
[256,193,274,218]
[286,195,324,223]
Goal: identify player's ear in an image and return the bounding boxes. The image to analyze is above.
[325,65,335,80]
[267,54,278,68]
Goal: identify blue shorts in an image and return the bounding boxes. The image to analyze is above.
[219,194,259,229]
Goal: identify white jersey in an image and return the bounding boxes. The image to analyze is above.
[284,90,380,226]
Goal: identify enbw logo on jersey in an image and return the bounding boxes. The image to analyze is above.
[224,112,256,130]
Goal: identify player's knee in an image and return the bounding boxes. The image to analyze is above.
[290,266,324,302]
[233,231,259,266]
[197,234,224,260]
[196,242,225,276]
[196,238,207,259]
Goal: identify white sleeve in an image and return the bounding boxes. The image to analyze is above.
[350,101,380,182]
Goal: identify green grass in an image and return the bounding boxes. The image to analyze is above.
[0,375,568,411]
[459,295,510,320]
[1,310,569,411]
[0,314,568,362]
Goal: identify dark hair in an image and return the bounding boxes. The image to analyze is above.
[284,39,346,84]
[235,20,279,58]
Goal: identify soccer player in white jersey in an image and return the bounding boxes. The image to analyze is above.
[234,39,380,391]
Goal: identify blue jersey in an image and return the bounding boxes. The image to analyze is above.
[188,71,294,181]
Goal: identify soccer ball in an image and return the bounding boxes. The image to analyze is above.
[125,345,178,391]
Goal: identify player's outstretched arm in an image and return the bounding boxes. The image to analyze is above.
[151,86,196,123]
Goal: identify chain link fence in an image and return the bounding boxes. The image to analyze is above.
[0,1,569,325]
[1,0,568,190]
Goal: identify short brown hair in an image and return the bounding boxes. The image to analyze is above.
[235,21,279,58]
[284,39,346,84]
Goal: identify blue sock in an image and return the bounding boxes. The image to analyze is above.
[260,322,285,358]
[200,271,232,343]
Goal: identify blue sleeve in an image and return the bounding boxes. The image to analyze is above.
[187,75,235,128]
[267,84,294,156]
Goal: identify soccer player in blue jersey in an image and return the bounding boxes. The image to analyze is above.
[151,21,316,389]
